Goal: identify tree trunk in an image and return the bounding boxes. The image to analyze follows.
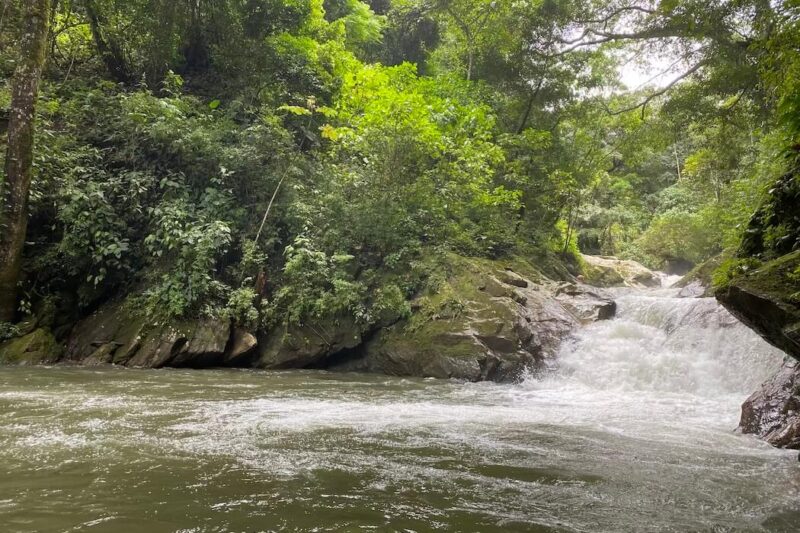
[0,0,51,322]
[85,0,131,83]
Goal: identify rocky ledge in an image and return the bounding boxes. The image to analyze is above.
[717,251,800,361]
[581,254,660,288]
[0,254,617,382]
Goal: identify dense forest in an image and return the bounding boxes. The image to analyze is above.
[1,0,798,348]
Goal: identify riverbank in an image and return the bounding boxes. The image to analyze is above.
[1,281,797,531]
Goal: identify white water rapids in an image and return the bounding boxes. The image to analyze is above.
[0,278,798,531]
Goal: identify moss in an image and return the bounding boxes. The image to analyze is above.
[730,250,800,304]
[0,328,62,365]
[677,253,725,289]
[582,262,625,287]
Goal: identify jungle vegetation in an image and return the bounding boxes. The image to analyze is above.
[1,0,798,335]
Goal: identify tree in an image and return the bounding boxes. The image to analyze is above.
[0,0,51,322]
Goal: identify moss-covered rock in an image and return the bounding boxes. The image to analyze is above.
[0,328,62,365]
[329,254,612,382]
[256,316,362,369]
[581,255,659,288]
[64,299,231,367]
[716,251,800,361]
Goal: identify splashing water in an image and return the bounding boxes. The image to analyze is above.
[0,282,798,531]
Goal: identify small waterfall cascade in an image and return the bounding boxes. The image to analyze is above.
[550,280,786,399]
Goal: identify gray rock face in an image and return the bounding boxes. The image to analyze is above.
[64,300,231,368]
[225,328,259,365]
[554,283,616,323]
[256,317,362,369]
[677,280,706,298]
[740,359,800,449]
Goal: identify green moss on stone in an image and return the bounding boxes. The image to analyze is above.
[0,328,62,365]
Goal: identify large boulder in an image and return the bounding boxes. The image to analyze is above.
[330,256,614,382]
[740,359,800,449]
[581,255,660,288]
[554,283,616,323]
[256,316,362,369]
[716,251,800,361]
[64,300,232,367]
[0,328,62,365]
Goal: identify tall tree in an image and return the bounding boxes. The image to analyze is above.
[0,0,51,322]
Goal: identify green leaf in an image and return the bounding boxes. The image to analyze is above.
[209,100,221,110]
[278,105,312,116]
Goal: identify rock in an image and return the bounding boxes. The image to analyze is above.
[581,254,660,288]
[332,255,580,382]
[225,327,258,365]
[674,254,723,297]
[677,280,706,298]
[740,359,800,449]
[256,316,362,369]
[82,342,120,366]
[554,283,616,323]
[135,318,230,368]
[65,299,231,368]
[0,328,62,365]
[497,269,529,288]
[717,251,800,361]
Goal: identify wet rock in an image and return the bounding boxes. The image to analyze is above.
[135,319,230,368]
[0,328,62,365]
[740,359,800,449]
[82,342,121,366]
[256,317,362,369]
[554,283,616,323]
[65,300,230,367]
[582,254,659,288]
[717,251,800,361]
[225,328,258,365]
[335,256,581,382]
[677,280,706,298]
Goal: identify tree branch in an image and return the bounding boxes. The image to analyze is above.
[604,61,706,118]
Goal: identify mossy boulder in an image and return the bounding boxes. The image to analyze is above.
[65,299,233,368]
[581,255,659,288]
[256,316,362,369]
[716,251,800,361]
[331,254,611,382]
[675,254,725,297]
[0,328,62,365]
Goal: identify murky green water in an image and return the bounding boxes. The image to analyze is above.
[0,366,798,532]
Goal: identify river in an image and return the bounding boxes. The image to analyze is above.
[1,283,799,532]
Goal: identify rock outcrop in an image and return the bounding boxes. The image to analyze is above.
[581,254,660,288]
[717,251,800,361]
[327,256,615,382]
[3,254,618,382]
[256,317,362,369]
[63,299,246,368]
[740,359,800,449]
[0,328,62,365]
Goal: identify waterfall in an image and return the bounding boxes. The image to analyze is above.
[552,290,786,397]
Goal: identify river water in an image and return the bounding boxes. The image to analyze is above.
[1,284,799,532]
